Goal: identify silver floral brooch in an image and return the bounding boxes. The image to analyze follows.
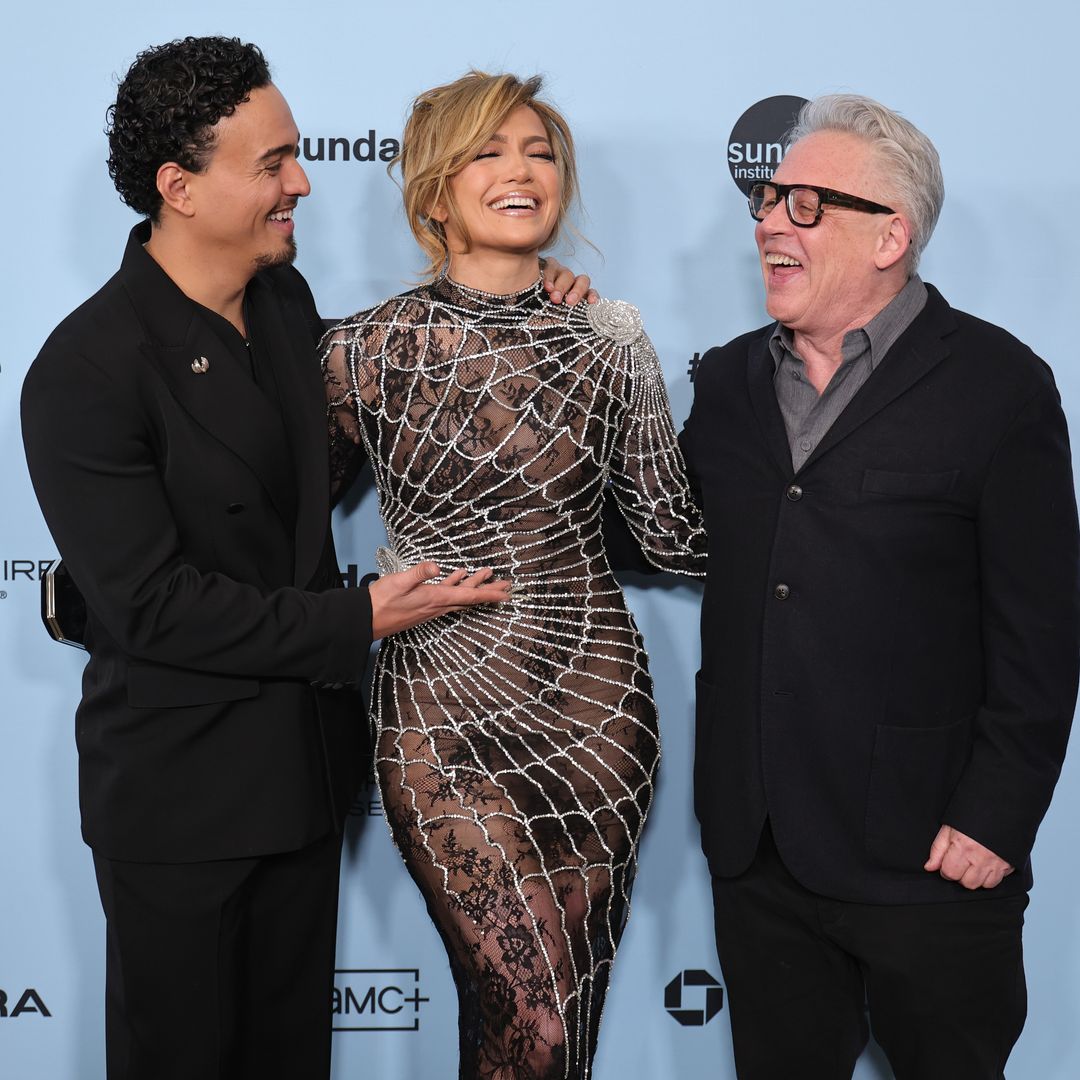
[586,298,644,346]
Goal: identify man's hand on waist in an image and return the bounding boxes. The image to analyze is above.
[368,562,511,639]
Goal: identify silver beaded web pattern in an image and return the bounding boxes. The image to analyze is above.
[323,274,705,1079]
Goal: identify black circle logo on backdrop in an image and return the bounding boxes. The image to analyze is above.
[664,969,723,1026]
[728,95,809,194]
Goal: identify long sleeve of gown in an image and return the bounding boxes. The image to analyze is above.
[603,303,707,576]
[322,325,374,506]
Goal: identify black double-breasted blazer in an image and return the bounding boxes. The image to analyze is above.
[681,285,1079,903]
[22,223,372,863]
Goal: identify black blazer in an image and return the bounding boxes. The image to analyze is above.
[681,285,1079,903]
[22,223,372,863]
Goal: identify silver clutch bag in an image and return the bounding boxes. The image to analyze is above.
[42,560,87,650]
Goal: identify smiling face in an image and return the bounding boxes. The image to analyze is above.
[183,83,310,277]
[755,130,909,348]
[436,105,562,265]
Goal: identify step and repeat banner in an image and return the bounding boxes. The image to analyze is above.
[3,2,1078,1077]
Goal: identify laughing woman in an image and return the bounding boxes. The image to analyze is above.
[322,72,705,1079]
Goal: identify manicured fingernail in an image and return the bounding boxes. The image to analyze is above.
[566,291,579,305]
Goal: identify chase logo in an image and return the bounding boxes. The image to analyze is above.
[664,969,723,1026]
[727,96,809,193]
[333,969,429,1032]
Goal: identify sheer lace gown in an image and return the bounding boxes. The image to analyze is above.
[323,276,705,1079]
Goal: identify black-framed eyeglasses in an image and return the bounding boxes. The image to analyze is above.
[748,182,895,228]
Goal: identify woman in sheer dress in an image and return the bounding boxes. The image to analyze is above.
[323,72,706,1080]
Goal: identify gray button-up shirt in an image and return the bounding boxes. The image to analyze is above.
[770,275,928,471]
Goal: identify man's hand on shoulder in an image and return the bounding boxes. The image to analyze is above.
[368,562,511,639]
[924,824,1014,890]
[541,258,599,306]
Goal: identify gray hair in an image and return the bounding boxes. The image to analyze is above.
[788,94,944,274]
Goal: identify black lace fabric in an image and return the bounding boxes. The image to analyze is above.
[323,275,705,1079]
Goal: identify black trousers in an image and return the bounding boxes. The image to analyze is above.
[710,822,1028,1080]
[93,831,343,1080]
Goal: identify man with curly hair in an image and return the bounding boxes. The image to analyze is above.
[18,35,588,1080]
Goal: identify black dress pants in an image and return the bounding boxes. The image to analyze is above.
[93,831,343,1080]
[710,822,1028,1080]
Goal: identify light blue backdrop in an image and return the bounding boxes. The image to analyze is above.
[3,2,1077,1077]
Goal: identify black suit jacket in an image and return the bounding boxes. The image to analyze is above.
[22,223,372,862]
[681,284,1079,903]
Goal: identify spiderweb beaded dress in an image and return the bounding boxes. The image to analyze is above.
[323,274,705,1079]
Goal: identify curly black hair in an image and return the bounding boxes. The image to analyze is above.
[106,36,271,221]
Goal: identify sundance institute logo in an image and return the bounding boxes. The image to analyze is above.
[727,95,809,194]
[296,132,400,164]
[664,969,723,1027]
[333,969,429,1032]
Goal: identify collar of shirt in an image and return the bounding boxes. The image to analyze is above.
[768,275,929,372]
[194,292,262,381]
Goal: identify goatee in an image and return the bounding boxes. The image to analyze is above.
[254,237,297,271]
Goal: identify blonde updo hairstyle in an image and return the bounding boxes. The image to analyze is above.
[394,71,579,280]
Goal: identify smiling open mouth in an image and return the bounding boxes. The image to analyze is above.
[490,196,538,211]
[765,253,802,267]
[268,208,294,223]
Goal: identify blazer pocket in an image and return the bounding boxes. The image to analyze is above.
[864,714,973,871]
[127,662,259,709]
[861,468,959,498]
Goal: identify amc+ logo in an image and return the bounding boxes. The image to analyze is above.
[333,968,429,1032]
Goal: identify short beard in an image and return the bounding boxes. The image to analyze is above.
[254,236,297,271]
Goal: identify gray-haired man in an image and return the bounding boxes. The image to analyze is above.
[681,94,1079,1078]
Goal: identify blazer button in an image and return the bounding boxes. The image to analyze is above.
[226,502,246,514]
[774,583,790,600]
[786,484,803,501]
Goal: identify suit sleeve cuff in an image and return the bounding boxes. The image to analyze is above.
[310,584,374,686]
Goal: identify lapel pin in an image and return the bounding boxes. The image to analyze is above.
[191,356,210,374]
